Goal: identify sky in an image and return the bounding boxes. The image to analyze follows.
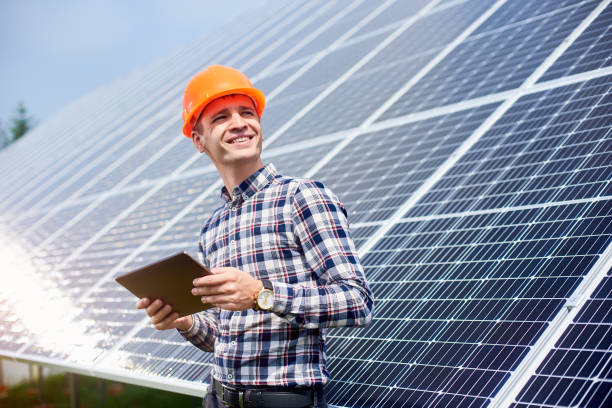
[0,0,264,136]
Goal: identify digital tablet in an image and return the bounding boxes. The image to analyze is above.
[115,252,213,317]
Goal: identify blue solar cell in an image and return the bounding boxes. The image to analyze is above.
[407,75,612,218]
[539,3,612,82]
[272,31,387,101]
[272,0,495,147]
[326,198,611,407]
[281,1,384,65]
[512,267,612,407]
[83,173,220,257]
[311,104,498,223]
[378,0,598,120]
[349,0,430,38]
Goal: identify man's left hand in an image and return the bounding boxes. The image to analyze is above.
[192,267,263,311]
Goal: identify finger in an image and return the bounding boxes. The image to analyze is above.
[156,312,180,330]
[192,285,228,296]
[136,297,150,309]
[145,299,164,317]
[151,304,173,324]
[193,274,230,287]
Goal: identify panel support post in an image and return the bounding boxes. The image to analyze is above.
[0,360,6,399]
[36,365,44,404]
[97,378,106,405]
[68,373,80,408]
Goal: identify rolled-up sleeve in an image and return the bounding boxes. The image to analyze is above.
[271,181,374,329]
[178,308,219,352]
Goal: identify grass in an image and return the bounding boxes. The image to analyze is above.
[0,373,202,408]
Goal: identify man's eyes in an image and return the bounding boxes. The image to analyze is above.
[211,110,255,122]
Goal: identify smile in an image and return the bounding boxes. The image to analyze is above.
[230,136,250,144]
[227,134,254,145]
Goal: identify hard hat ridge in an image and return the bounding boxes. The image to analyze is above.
[181,65,265,138]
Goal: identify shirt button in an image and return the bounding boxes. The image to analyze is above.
[227,373,234,380]
[230,340,236,347]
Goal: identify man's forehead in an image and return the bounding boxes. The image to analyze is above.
[204,94,256,115]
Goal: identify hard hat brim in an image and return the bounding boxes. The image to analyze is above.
[182,87,265,137]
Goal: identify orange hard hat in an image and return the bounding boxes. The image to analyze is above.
[182,65,265,137]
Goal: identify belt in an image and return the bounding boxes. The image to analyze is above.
[212,378,315,408]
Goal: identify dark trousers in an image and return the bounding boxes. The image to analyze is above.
[202,382,327,408]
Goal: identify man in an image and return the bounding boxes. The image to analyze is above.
[136,65,373,408]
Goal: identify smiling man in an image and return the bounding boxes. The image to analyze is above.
[136,65,373,408]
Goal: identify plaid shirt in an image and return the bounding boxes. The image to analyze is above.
[179,163,373,386]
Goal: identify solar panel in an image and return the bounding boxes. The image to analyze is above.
[1,0,611,407]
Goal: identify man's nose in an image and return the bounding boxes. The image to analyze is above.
[228,112,247,129]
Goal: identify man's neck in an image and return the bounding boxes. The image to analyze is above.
[217,158,264,200]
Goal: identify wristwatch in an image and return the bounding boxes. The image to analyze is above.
[253,280,274,311]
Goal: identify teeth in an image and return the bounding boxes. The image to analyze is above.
[231,137,249,144]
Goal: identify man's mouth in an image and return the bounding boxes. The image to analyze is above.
[227,135,253,144]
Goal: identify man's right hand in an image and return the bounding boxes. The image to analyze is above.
[136,298,193,331]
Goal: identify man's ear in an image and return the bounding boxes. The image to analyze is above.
[192,132,207,154]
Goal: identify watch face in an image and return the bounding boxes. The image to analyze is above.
[257,289,274,310]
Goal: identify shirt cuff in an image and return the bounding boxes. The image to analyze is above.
[177,314,198,337]
[269,280,298,321]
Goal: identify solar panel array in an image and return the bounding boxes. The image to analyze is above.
[0,0,610,406]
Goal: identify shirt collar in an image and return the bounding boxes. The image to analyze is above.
[220,163,278,204]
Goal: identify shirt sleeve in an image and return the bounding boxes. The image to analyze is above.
[178,308,219,352]
[269,180,374,329]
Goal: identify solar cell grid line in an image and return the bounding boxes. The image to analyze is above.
[308,104,499,224]
[324,200,611,407]
[538,3,612,82]
[19,201,94,249]
[355,0,611,260]
[258,0,442,149]
[254,1,386,76]
[249,2,406,135]
[241,0,363,77]
[250,0,395,84]
[77,119,186,197]
[216,0,326,72]
[263,0,426,101]
[406,74,612,219]
[76,172,220,260]
[497,222,612,407]
[0,0,291,216]
[377,0,602,122]
[268,0,491,147]
[20,109,178,240]
[511,266,611,407]
[284,0,506,183]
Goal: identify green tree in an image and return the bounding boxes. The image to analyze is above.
[0,120,9,148]
[9,101,34,142]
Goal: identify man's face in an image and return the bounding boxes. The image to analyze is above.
[191,94,263,167]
